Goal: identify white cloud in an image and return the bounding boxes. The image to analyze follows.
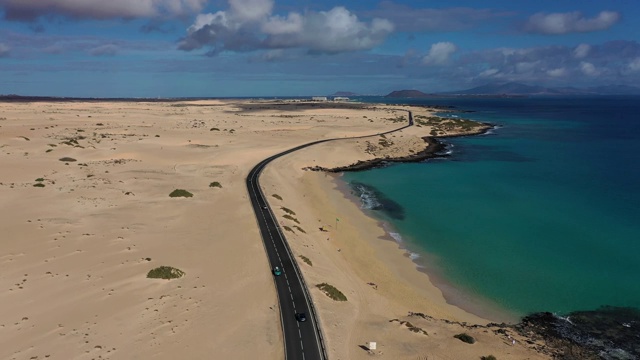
[547,68,567,77]
[229,0,273,21]
[479,68,499,77]
[179,1,394,55]
[422,42,457,65]
[629,58,640,72]
[262,13,303,35]
[580,62,599,76]
[515,61,538,73]
[89,44,119,56]
[0,43,10,57]
[574,44,591,58]
[524,11,620,35]
[0,0,207,20]
[291,7,393,54]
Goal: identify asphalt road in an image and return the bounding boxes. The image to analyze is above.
[246,110,412,360]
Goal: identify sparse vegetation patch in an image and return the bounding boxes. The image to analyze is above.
[59,157,77,162]
[33,183,45,188]
[299,255,312,266]
[454,333,476,344]
[293,225,306,234]
[147,266,185,280]
[283,214,299,224]
[209,181,222,188]
[272,194,283,200]
[281,207,296,215]
[481,356,497,360]
[316,283,347,301]
[169,189,193,198]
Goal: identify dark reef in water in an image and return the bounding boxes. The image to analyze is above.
[348,181,405,220]
[515,307,640,360]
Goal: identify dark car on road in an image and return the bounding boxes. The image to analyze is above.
[295,312,307,322]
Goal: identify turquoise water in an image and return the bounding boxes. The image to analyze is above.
[343,97,640,316]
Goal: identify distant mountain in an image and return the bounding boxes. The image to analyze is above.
[445,82,640,96]
[385,90,432,98]
[587,85,640,95]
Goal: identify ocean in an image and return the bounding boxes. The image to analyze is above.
[342,96,640,319]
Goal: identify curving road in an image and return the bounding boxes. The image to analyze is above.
[246,110,412,360]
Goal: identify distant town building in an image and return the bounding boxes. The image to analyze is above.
[333,97,350,102]
[311,96,328,101]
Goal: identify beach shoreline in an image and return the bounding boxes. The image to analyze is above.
[331,172,522,324]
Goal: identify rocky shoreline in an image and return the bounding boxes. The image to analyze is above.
[303,136,448,173]
[513,307,640,360]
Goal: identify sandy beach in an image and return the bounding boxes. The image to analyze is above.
[0,99,550,360]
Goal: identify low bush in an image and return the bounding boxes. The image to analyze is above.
[454,333,476,344]
[209,181,222,188]
[272,194,283,200]
[299,255,312,266]
[33,183,45,188]
[481,356,497,360]
[169,189,193,198]
[147,266,185,280]
[317,283,347,301]
[281,207,296,215]
[59,157,77,162]
[283,214,299,224]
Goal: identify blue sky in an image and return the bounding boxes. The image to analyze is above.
[1,0,639,97]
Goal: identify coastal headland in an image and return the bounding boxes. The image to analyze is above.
[1,99,550,359]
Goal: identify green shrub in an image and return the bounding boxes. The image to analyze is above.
[317,283,347,301]
[454,333,476,344]
[147,266,185,279]
[293,226,306,234]
[59,157,77,162]
[272,194,283,200]
[169,189,193,198]
[35,178,44,182]
[283,214,299,224]
[299,255,312,266]
[210,127,220,131]
[283,226,294,233]
[481,356,497,360]
[209,181,222,188]
[281,207,296,215]
[33,183,45,188]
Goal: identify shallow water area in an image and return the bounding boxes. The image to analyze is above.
[343,96,640,318]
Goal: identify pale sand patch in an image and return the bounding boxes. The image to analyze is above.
[0,100,548,360]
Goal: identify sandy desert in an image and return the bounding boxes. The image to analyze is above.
[0,100,550,360]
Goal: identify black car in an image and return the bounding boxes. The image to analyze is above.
[295,312,307,322]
